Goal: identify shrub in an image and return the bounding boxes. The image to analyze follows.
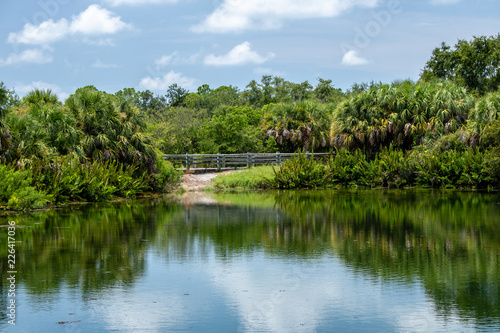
[150,155,182,192]
[0,164,50,210]
[268,150,332,189]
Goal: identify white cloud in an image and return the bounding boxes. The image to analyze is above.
[0,49,53,66]
[103,0,178,6]
[193,0,380,33]
[70,5,133,35]
[341,50,369,66]
[204,42,275,66]
[92,59,119,68]
[14,81,70,100]
[139,71,198,91]
[429,0,460,4]
[7,5,132,45]
[7,19,70,45]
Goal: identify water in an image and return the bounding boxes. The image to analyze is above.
[1,190,499,332]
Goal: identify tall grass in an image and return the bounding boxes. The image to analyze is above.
[211,166,275,190]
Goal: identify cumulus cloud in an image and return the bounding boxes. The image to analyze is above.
[204,42,275,66]
[139,71,198,91]
[102,0,178,6]
[193,0,379,33]
[0,49,53,66]
[7,5,132,45]
[70,5,133,35]
[7,19,70,45]
[341,50,369,66]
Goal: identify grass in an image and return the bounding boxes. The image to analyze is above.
[210,166,276,190]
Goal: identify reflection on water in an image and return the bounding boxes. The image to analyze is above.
[0,190,499,332]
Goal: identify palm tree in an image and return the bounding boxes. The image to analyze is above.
[262,101,330,152]
[0,82,13,161]
[330,80,475,152]
[467,90,500,146]
[5,89,79,162]
[23,88,60,108]
[65,88,156,171]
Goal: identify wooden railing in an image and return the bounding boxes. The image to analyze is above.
[163,152,334,170]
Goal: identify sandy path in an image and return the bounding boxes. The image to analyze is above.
[180,171,232,191]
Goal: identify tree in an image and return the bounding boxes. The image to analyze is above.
[199,106,264,153]
[262,101,330,152]
[166,83,189,107]
[290,80,313,101]
[421,34,500,95]
[314,78,345,103]
[65,87,156,171]
[0,82,15,161]
[467,90,500,146]
[330,80,475,152]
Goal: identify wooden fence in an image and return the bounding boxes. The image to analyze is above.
[163,152,334,170]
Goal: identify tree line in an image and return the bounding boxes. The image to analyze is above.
[0,34,499,209]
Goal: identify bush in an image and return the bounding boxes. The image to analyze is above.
[371,146,414,188]
[327,149,368,187]
[0,164,50,210]
[150,155,182,192]
[32,156,154,202]
[267,150,332,189]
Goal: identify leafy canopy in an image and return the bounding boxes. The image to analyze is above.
[421,34,500,95]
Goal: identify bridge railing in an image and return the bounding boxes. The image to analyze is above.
[163,152,334,170]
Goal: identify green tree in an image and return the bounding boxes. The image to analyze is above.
[262,101,330,152]
[331,80,475,152]
[467,90,500,145]
[199,106,264,153]
[5,89,80,162]
[0,82,14,161]
[290,80,313,101]
[166,83,189,107]
[65,87,156,171]
[314,78,345,103]
[421,35,500,95]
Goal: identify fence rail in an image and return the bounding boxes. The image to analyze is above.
[163,152,334,170]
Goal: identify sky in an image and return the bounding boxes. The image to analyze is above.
[0,0,499,100]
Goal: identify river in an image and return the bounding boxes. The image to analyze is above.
[1,190,499,332]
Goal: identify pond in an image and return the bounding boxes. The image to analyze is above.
[1,190,500,332]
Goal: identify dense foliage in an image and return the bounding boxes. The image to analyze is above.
[421,34,500,95]
[1,35,499,208]
[0,86,180,210]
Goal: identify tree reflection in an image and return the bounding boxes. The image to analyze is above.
[0,190,499,327]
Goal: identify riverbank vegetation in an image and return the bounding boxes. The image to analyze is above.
[1,34,499,209]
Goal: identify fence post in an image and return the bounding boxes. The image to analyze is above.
[186,153,190,170]
[222,154,226,169]
[217,153,221,171]
[276,151,281,165]
[247,152,251,168]
[306,151,311,160]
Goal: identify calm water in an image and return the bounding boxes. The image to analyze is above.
[1,190,500,332]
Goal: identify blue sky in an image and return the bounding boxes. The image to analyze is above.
[0,0,499,100]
